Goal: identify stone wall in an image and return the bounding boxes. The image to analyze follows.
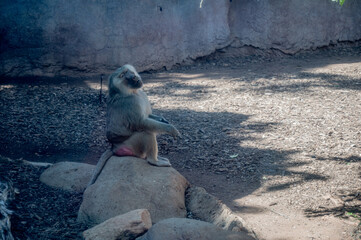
[0,0,360,77]
[228,0,361,53]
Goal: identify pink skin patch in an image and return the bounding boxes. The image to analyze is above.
[114,146,136,157]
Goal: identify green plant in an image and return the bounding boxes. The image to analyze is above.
[331,0,346,6]
[346,212,361,221]
[200,0,346,8]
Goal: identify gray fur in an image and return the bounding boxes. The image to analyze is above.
[88,64,180,186]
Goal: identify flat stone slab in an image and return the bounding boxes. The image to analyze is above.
[186,186,252,234]
[83,209,152,240]
[137,218,255,240]
[40,161,95,193]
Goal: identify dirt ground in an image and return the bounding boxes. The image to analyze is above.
[0,43,360,240]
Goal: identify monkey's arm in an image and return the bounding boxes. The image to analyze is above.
[149,114,169,124]
[140,118,180,137]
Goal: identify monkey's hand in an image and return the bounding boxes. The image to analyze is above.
[159,117,169,124]
[169,125,181,139]
[149,114,169,124]
[142,118,181,138]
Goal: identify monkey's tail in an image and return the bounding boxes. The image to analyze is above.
[87,149,113,187]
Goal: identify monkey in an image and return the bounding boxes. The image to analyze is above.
[88,64,180,186]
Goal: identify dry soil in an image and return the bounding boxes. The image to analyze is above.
[0,43,360,240]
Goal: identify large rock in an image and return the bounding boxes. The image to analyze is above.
[83,209,152,240]
[136,218,255,240]
[40,162,94,193]
[186,186,253,235]
[77,156,189,227]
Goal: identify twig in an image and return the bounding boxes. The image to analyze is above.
[99,74,104,104]
[269,209,289,219]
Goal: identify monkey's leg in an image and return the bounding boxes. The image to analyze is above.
[117,132,171,167]
[153,156,172,167]
[113,144,136,157]
[112,133,144,159]
[144,133,171,167]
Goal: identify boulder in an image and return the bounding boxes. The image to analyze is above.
[83,209,152,240]
[186,186,253,234]
[40,162,95,193]
[136,218,255,240]
[77,156,189,227]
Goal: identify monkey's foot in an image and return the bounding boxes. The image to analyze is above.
[148,157,171,167]
[114,146,136,157]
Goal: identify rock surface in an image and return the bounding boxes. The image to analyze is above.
[186,186,252,234]
[40,161,94,193]
[228,0,361,54]
[83,209,152,240]
[77,156,189,227]
[0,0,229,77]
[136,218,255,240]
[1,0,360,77]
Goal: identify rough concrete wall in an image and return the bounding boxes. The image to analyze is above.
[229,0,361,53]
[0,0,360,77]
[0,0,230,77]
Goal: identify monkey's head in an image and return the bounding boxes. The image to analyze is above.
[123,66,143,89]
[109,64,143,96]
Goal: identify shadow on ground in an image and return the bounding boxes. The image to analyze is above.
[0,81,328,203]
[1,46,358,216]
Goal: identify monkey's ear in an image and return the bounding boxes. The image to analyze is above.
[118,69,129,78]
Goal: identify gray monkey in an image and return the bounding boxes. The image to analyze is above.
[88,64,180,186]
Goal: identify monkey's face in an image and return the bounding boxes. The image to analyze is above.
[123,69,143,89]
[110,65,143,94]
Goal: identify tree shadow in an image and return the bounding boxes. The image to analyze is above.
[304,188,361,220]
[265,170,329,192]
[2,49,353,211]
[0,44,359,240]
[235,72,361,93]
[0,75,102,88]
[142,54,361,101]
[315,155,361,163]
[154,109,290,198]
[184,44,361,94]
[151,107,327,203]
[300,72,361,91]
[0,77,328,203]
[141,59,352,207]
[146,81,216,100]
[300,154,361,221]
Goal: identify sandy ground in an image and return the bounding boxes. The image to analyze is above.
[149,47,361,240]
[0,44,360,239]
